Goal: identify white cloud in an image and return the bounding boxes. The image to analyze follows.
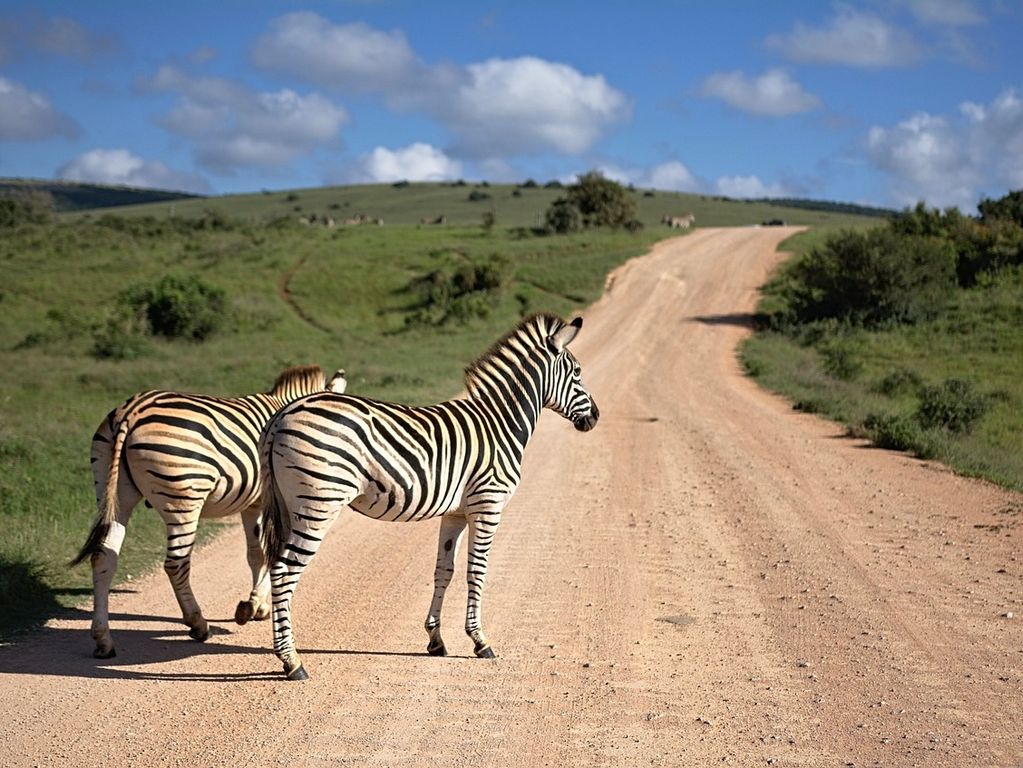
[0,75,77,140]
[145,66,347,173]
[766,8,921,68]
[906,0,984,26]
[251,14,629,159]
[866,89,1023,209]
[714,175,791,198]
[601,161,703,193]
[701,69,822,117]
[443,57,629,157]
[252,12,417,91]
[337,143,462,183]
[57,148,211,193]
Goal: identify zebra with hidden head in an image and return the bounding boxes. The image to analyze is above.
[260,313,599,680]
[71,365,347,659]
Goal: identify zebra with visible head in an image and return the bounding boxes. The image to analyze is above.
[71,365,347,659]
[260,313,599,680]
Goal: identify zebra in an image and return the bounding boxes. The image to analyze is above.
[71,365,347,659]
[260,313,599,680]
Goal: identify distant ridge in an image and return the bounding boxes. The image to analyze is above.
[746,197,893,218]
[0,178,202,212]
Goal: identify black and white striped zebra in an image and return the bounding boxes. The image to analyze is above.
[71,365,347,659]
[260,313,599,680]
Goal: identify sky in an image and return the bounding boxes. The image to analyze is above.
[0,0,1021,211]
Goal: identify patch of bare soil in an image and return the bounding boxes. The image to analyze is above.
[3,228,1019,767]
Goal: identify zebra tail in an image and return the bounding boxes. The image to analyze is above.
[259,431,287,569]
[70,417,130,567]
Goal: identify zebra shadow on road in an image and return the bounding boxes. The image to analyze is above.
[0,606,457,683]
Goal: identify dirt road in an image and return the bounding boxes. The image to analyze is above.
[2,228,1020,767]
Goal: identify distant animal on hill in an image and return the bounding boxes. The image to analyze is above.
[662,213,695,230]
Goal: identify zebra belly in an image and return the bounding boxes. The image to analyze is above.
[347,478,463,522]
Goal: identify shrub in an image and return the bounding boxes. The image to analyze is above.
[545,198,582,234]
[467,190,490,202]
[405,257,508,327]
[123,274,227,341]
[874,368,924,397]
[0,190,53,227]
[915,378,988,434]
[864,413,921,452]
[784,228,957,326]
[566,171,636,230]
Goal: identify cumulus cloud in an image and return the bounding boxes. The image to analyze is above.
[443,57,629,157]
[700,69,822,117]
[766,8,922,67]
[252,12,417,91]
[905,0,984,26]
[144,66,347,173]
[57,148,211,193]
[251,14,629,158]
[867,89,1023,209]
[714,175,792,199]
[601,161,703,193]
[0,75,77,140]
[336,143,463,184]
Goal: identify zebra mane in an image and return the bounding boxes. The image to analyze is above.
[268,365,327,396]
[463,313,565,393]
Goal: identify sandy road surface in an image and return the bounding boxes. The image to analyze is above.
[2,228,1021,767]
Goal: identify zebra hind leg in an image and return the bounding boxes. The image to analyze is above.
[424,513,468,656]
[158,508,209,642]
[235,505,271,625]
[89,492,139,659]
[270,506,344,681]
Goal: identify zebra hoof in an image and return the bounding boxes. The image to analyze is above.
[427,641,448,657]
[93,645,116,659]
[285,664,309,681]
[234,601,254,625]
[474,644,496,659]
[188,626,209,642]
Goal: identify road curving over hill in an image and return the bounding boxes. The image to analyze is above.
[2,227,1020,766]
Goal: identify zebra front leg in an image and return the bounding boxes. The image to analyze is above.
[235,505,271,625]
[425,513,468,656]
[464,508,502,658]
[159,510,208,642]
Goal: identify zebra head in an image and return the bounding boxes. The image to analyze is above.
[545,317,599,432]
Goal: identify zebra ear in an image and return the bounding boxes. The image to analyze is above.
[548,317,582,352]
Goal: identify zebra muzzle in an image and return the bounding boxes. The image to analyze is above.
[573,402,600,432]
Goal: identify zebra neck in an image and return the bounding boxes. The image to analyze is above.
[467,368,543,451]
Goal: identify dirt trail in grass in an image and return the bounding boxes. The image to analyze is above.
[277,255,335,336]
[3,228,1021,767]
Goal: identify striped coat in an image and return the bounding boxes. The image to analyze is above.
[73,365,346,659]
[260,314,598,680]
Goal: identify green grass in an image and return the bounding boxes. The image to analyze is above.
[742,231,1023,491]
[0,186,877,638]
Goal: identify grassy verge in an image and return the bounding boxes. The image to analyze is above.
[741,230,1023,491]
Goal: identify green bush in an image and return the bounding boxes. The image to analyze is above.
[915,378,988,434]
[873,368,924,397]
[545,198,583,234]
[864,412,921,452]
[405,257,508,327]
[123,274,227,341]
[566,171,636,230]
[784,228,956,326]
[818,338,863,380]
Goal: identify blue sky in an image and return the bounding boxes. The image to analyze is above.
[1,1,1020,210]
